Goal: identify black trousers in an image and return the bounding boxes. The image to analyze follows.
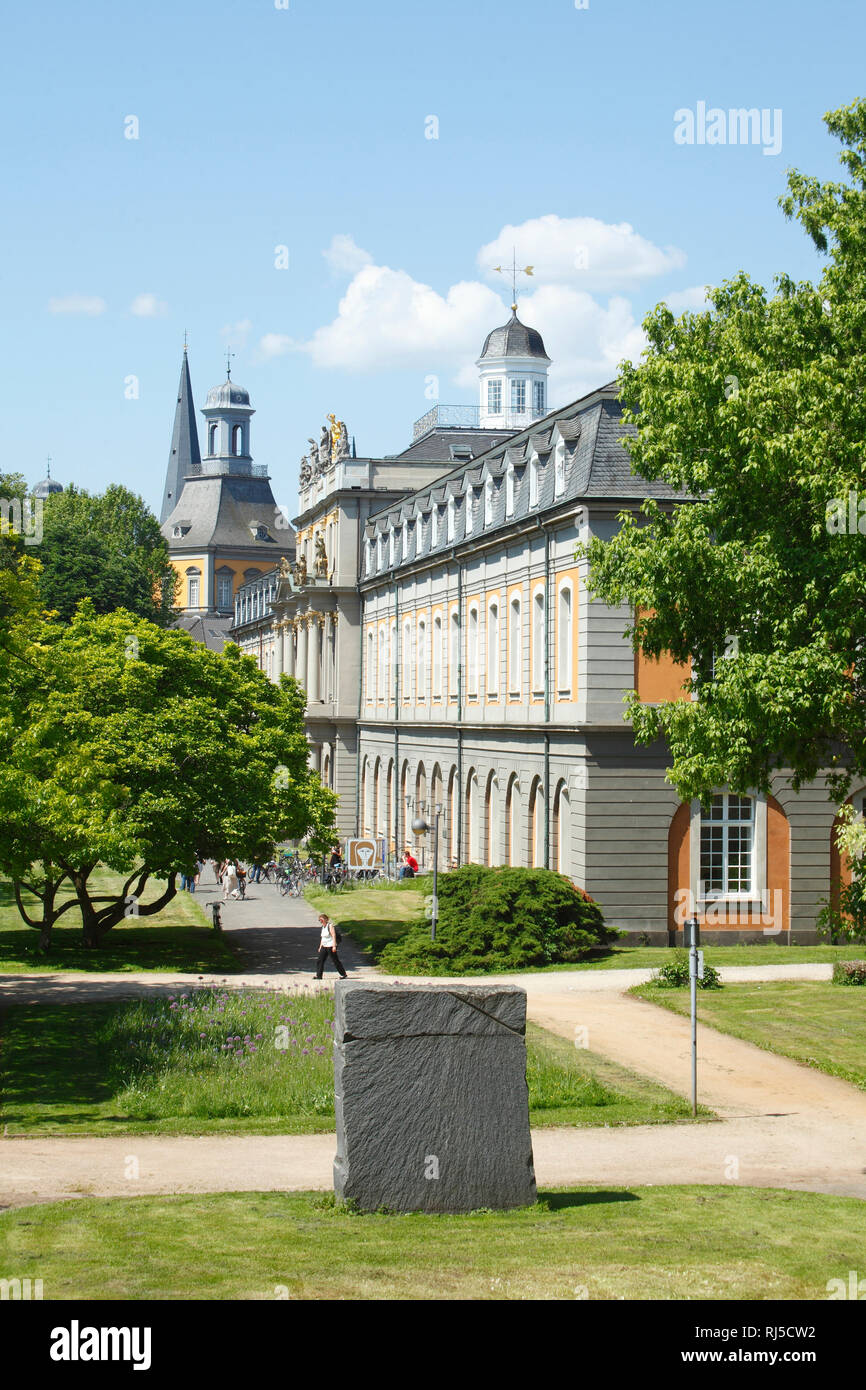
[316,947,347,978]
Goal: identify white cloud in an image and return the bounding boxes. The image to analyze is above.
[262,214,689,400]
[478,214,686,292]
[48,294,106,316]
[323,233,373,277]
[258,332,297,360]
[221,318,253,350]
[661,285,712,314]
[303,264,505,372]
[130,292,168,318]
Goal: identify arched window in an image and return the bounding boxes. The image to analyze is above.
[366,628,375,702]
[208,423,218,456]
[530,777,544,867]
[484,476,495,526]
[448,767,459,865]
[432,614,443,697]
[373,758,381,836]
[417,618,428,701]
[554,781,571,877]
[360,757,369,835]
[506,775,522,866]
[508,595,522,694]
[402,617,413,702]
[449,609,459,698]
[232,424,243,456]
[529,454,541,507]
[186,567,201,609]
[487,600,500,695]
[532,588,545,693]
[388,619,396,703]
[377,626,386,700]
[486,772,500,866]
[467,606,479,696]
[466,770,480,863]
[557,581,573,695]
[555,438,566,496]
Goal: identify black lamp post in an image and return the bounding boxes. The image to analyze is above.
[412,803,442,940]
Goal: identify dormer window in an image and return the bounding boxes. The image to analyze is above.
[465,487,474,535]
[554,438,566,497]
[484,476,495,526]
[506,462,515,518]
[529,455,541,507]
[431,506,440,547]
[447,496,455,542]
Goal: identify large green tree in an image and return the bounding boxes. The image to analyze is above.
[35,483,177,624]
[582,99,866,855]
[0,601,336,948]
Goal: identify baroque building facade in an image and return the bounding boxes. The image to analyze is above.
[226,310,841,944]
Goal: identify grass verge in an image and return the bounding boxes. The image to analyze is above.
[0,995,702,1136]
[0,1187,860,1300]
[632,980,866,1091]
[0,872,239,975]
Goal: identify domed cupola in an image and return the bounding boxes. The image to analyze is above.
[477,308,551,430]
[33,460,63,500]
[201,359,255,476]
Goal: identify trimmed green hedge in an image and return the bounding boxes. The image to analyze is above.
[378,865,616,975]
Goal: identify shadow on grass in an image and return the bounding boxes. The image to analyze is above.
[0,1005,118,1116]
[543,1190,641,1210]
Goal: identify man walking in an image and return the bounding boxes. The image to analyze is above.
[315,913,348,979]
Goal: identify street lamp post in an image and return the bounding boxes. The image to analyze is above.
[412,803,442,941]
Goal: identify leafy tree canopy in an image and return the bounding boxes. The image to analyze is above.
[0,603,336,947]
[581,99,866,855]
[35,483,177,624]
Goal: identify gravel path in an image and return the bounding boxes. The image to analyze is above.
[1,897,863,1209]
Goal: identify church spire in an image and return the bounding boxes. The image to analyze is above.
[161,347,202,524]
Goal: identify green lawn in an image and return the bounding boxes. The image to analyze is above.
[305,880,866,971]
[633,980,866,1090]
[0,872,239,974]
[1,1186,861,1300]
[0,994,702,1136]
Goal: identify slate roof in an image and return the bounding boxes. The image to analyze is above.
[479,311,550,362]
[161,473,290,553]
[172,612,235,653]
[391,428,515,463]
[362,384,684,579]
[161,350,202,524]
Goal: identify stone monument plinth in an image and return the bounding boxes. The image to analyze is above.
[333,980,537,1213]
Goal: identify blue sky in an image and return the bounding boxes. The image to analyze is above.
[2,0,864,517]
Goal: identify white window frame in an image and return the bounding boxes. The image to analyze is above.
[532,587,545,693]
[484,476,494,526]
[449,609,459,698]
[529,454,540,507]
[691,792,766,907]
[510,378,526,412]
[508,595,522,694]
[402,617,413,702]
[506,462,515,517]
[417,617,428,701]
[432,613,443,697]
[487,599,500,696]
[533,379,545,415]
[467,605,479,697]
[557,580,573,695]
[447,497,455,543]
[487,378,502,413]
[554,438,566,497]
[465,487,474,535]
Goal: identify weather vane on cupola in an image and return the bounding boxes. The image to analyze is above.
[225,346,235,379]
[493,248,534,312]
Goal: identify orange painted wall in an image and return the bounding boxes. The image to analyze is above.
[634,607,691,702]
[668,796,790,933]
